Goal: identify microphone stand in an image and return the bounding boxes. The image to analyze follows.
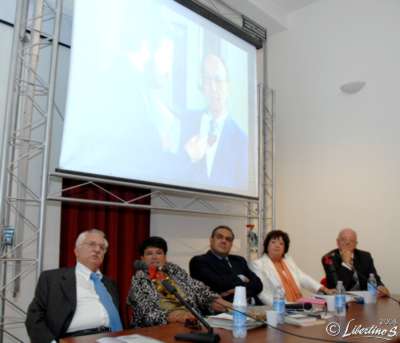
[161,279,220,343]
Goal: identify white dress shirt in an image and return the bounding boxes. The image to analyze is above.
[66,263,110,333]
[199,112,227,177]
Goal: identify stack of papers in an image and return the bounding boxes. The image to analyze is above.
[284,314,326,327]
[206,313,265,330]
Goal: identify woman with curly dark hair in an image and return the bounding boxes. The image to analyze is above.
[127,236,229,327]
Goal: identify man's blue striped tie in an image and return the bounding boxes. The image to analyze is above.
[90,272,123,331]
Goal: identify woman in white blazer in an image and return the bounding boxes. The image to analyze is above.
[249,230,334,306]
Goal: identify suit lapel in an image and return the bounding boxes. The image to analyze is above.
[207,251,231,273]
[102,277,119,308]
[60,268,77,307]
[263,255,282,288]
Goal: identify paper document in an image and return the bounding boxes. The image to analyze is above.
[207,313,264,330]
[97,334,165,343]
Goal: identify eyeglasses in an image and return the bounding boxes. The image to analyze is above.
[82,241,107,252]
[338,239,357,245]
[214,233,234,243]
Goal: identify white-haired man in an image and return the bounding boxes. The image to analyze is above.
[26,229,122,343]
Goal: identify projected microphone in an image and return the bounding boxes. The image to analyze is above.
[161,279,220,343]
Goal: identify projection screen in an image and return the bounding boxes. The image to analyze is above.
[59,0,259,198]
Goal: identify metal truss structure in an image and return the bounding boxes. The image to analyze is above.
[262,87,275,239]
[0,1,273,342]
[0,0,63,341]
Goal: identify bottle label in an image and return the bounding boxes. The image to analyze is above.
[273,299,285,314]
[368,283,377,296]
[335,294,346,314]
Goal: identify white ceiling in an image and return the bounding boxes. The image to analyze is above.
[61,0,320,35]
[62,0,319,17]
[269,0,319,14]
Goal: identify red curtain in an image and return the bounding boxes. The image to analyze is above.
[59,178,150,327]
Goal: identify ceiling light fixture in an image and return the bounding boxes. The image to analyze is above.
[340,81,366,94]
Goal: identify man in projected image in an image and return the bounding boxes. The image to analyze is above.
[184,53,248,189]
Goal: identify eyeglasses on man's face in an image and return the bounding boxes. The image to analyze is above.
[81,241,107,252]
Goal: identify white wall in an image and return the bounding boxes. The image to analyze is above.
[268,0,400,292]
[150,195,250,270]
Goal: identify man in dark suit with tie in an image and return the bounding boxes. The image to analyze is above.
[25,229,122,343]
[322,227,390,296]
[189,225,262,304]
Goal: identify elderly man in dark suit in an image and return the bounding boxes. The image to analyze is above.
[189,225,262,304]
[322,227,389,297]
[25,229,122,343]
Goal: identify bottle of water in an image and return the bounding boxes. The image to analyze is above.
[272,286,286,324]
[368,273,377,304]
[232,286,247,338]
[335,281,346,316]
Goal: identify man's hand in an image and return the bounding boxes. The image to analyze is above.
[237,274,250,283]
[185,135,207,162]
[339,249,353,266]
[377,285,390,298]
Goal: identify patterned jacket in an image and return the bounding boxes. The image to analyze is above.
[127,262,218,327]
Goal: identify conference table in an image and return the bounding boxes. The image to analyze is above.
[61,297,400,343]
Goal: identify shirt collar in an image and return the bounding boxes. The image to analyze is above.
[210,250,229,261]
[76,262,102,281]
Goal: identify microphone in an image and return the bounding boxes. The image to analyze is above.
[322,253,338,286]
[160,279,220,343]
[133,261,163,280]
[285,302,312,311]
[133,260,148,272]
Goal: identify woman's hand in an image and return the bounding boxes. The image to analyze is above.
[167,310,195,323]
[320,286,336,295]
[211,297,231,313]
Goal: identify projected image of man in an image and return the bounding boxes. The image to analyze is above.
[184,54,248,189]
